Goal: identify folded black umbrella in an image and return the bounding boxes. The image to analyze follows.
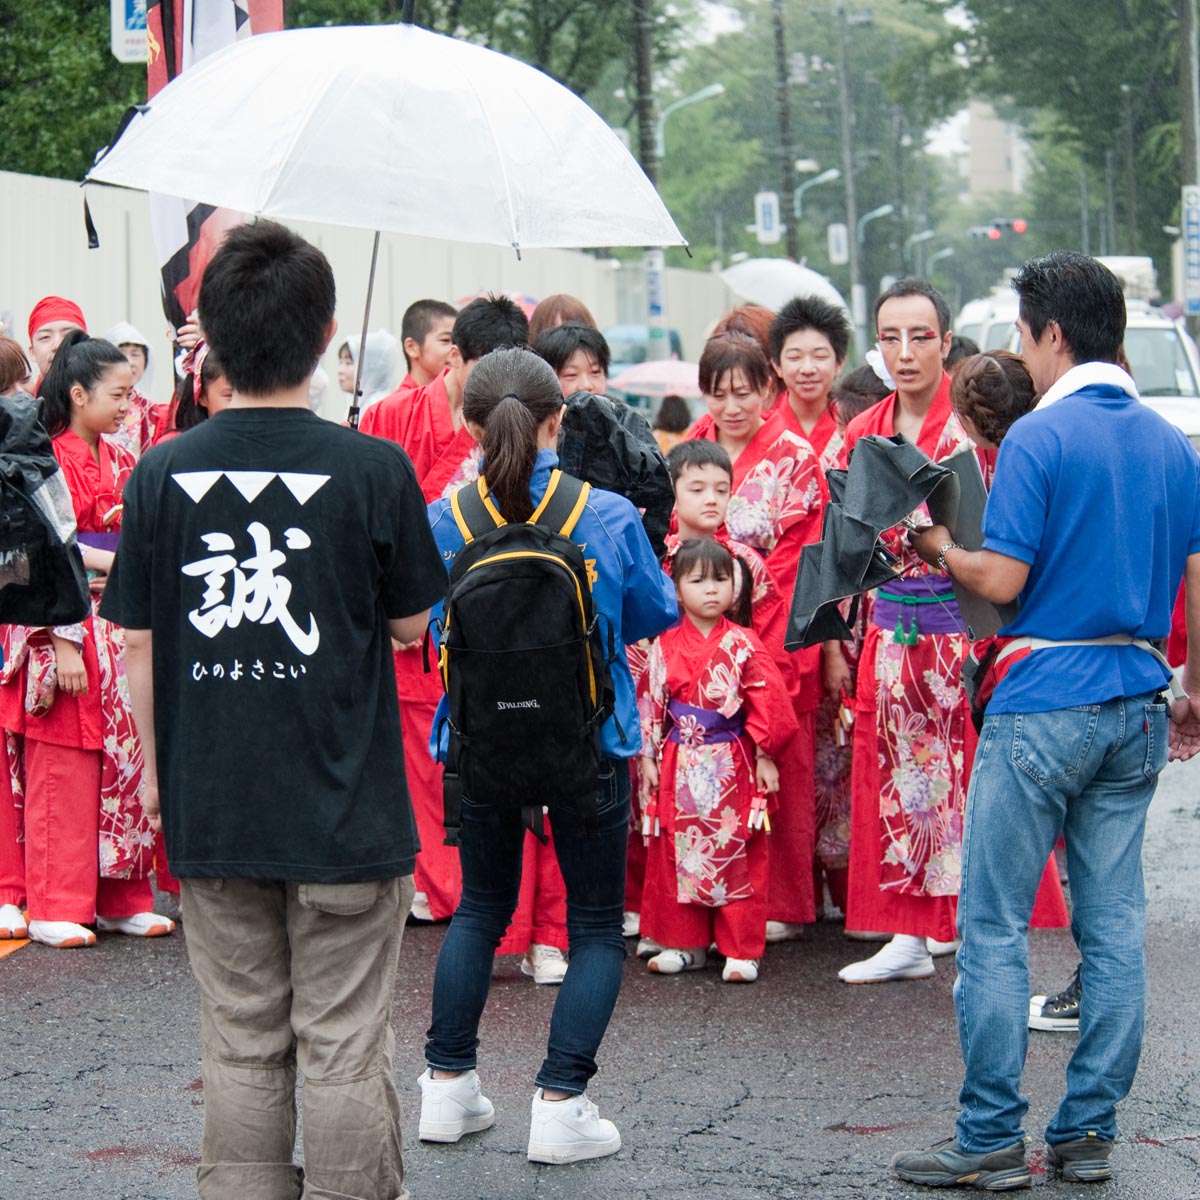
[557,389,674,559]
[0,392,90,626]
[785,434,954,649]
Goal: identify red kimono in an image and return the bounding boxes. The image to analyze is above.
[640,616,798,959]
[0,431,154,923]
[840,376,1067,939]
[361,373,567,949]
[688,412,827,924]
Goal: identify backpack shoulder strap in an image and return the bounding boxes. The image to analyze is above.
[529,469,590,538]
[450,475,505,544]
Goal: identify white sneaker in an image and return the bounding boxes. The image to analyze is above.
[621,910,640,938]
[635,935,662,959]
[527,1089,621,1164]
[838,934,935,984]
[722,957,759,983]
[646,947,706,974]
[0,903,27,939]
[927,936,962,957]
[844,928,892,941]
[417,1068,495,1142]
[27,919,96,949]
[520,944,568,985]
[765,920,808,943]
[410,891,433,921]
[96,911,175,937]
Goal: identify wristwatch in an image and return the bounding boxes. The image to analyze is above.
[936,542,963,574]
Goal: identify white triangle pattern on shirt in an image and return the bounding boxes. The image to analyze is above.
[170,471,330,506]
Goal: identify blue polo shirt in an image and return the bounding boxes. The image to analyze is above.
[984,382,1200,714]
[427,449,678,758]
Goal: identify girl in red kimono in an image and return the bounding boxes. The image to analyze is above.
[688,332,828,938]
[639,539,798,983]
[0,332,171,948]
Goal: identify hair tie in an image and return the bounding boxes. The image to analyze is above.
[501,392,520,402]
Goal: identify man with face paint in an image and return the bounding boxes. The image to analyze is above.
[834,279,1065,985]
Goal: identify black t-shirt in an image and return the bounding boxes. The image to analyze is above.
[100,407,445,882]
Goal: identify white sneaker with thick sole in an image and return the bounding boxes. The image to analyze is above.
[838,934,935,984]
[520,944,568,985]
[765,920,808,943]
[96,911,175,937]
[417,1068,495,1142]
[527,1089,621,1164]
[27,919,96,949]
[635,935,662,959]
[722,957,759,983]
[926,936,962,957]
[621,910,640,938]
[647,947,706,974]
[410,891,434,922]
[0,903,28,939]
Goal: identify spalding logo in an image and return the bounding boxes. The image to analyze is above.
[496,699,540,710]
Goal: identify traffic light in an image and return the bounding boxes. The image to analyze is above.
[987,227,1002,240]
[991,217,1028,233]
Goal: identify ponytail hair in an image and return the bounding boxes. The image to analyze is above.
[462,347,565,523]
[949,350,1038,447]
[38,330,128,438]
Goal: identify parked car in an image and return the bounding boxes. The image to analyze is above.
[954,291,1019,352]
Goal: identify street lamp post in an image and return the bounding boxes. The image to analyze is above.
[793,167,841,220]
[857,203,895,246]
[654,83,726,160]
[927,246,954,272]
[904,228,935,273]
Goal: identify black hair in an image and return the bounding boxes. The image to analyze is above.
[666,438,733,487]
[653,394,692,434]
[831,364,891,427]
[462,347,563,523]
[401,299,457,368]
[452,295,530,364]
[945,334,980,369]
[1011,252,1126,364]
[531,323,612,380]
[38,330,128,437]
[699,332,774,396]
[672,537,752,628]
[197,219,335,397]
[873,277,952,337]
[173,348,227,432]
[769,295,853,364]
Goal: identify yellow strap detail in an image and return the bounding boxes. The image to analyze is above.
[527,470,563,525]
[477,476,506,528]
[559,481,590,539]
[449,488,474,544]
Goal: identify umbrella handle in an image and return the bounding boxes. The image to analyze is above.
[347,230,382,430]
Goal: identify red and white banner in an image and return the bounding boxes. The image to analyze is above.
[146,1,284,331]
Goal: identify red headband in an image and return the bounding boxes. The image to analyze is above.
[27,297,86,344]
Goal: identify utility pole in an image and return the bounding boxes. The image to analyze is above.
[1182,0,1200,188]
[632,0,657,187]
[1079,168,1090,255]
[1120,83,1139,252]
[771,0,800,260]
[835,1,864,347]
[1104,149,1118,257]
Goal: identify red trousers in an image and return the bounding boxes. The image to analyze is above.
[0,734,24,908]
[641,823,770,960]
[766,712,817,924]
[399,697,462,920]
[498,825,568,955]
[23,741,152,924]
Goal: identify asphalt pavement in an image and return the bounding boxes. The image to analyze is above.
[2,758,1199,1200]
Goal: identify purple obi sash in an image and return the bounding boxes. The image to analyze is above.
[77,532,120,552]
[874,575,965,641]
[666,699,746,745]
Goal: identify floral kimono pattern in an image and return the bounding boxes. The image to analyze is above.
[842,378,993,898]
[109,389,162,461]
[643,618,796,907]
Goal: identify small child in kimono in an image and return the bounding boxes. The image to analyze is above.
[638,539,798,983]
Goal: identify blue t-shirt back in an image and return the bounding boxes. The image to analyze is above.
[983,383,1200,713]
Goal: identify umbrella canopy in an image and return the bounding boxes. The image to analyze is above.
[85,23,685,254]
[609,359,701,400]
[721,259,848,314]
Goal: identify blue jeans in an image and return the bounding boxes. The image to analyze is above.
[424,759,630,1094]
[955,692,1169,1153]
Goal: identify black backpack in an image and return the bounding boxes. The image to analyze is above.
[432,470,616,844]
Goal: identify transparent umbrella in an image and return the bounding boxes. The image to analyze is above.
[720,259,848,314]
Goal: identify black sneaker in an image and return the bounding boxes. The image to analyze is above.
[891,1136,1031,1191]
[1048,1132,1113,1182]
[1028,963,1080,1032]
